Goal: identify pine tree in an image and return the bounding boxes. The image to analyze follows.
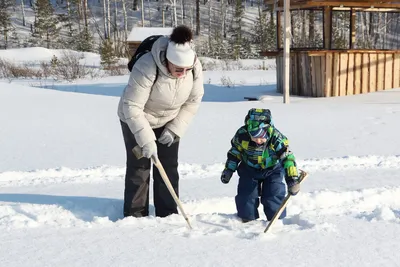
[253,3,276,54]
[0,0,14,49]
[76,28,94,52]
[57,0,79,48]
[33,0,59,49]
[9,29,21,48]
[100,39,118,70]
[230,0,244,60]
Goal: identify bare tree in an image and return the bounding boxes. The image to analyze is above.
[220,0,227,38]
[208,0,212,52]
[21,0,26,26]
[103,0,108,38]
[82,0,88,29]
[189,5,193,30]
[121,0,128,39]
[76,0,81,32]
[107,0,111,36]
[113,0,118,42]
[182,0,186,19]
[180,0,184,24]
[133,0,138,11]
[196,0,200,35]
[140,0,144,26]
[309,10,315,45]
[301,10,306,45]
[147,0,151,26]
[170,0,178,27]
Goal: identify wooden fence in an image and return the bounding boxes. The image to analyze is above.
[276,50,400,97]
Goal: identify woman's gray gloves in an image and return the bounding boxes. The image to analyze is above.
[158,129,177,147]
[142,141,158,159]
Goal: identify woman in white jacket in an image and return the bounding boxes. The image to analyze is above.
[118,26,204,218]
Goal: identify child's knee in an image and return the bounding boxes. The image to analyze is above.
[235,196,260,220]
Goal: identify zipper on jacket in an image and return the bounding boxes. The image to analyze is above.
[170,77,182,108]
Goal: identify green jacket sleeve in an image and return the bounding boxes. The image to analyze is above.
[269,127,298,177]
[224,129,244,172]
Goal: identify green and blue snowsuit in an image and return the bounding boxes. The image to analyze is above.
[224,121,298,221]
[225,125,297,174]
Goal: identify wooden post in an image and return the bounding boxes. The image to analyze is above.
[384,54,393,90]
[324,7,332,49]
[332,53,340,96]
[369,53,377,92]
[276,10,282,95]
[339,53,348,96]
[350,8,356,49]
[283,0,291,104]
[276,11,281,50]
[347,53,355,95]
[394,54,400,89]
[325,53,333,97]
[377,54,385,91]
[354,53,362,94]
[361,53,369,94]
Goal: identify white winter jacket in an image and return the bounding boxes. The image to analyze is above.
[117,37,204,147]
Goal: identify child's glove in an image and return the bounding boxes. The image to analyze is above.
[221,169,233,184]
[284,160,300,195]
[285,175,300,196]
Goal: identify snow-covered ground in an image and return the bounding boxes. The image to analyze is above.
[0,47,275,72]
[1,48,400,267]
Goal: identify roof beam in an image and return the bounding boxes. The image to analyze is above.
[333,7,400,11]
[307,1,400,8]
[265,0,400,9]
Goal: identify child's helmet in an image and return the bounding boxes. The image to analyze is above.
[244,108,272,138]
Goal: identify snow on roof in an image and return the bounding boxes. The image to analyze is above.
[127,27,173,42]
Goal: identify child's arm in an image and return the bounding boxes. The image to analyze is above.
[221,129,244,184]
[224,130,244,172]
[269,128,298,178]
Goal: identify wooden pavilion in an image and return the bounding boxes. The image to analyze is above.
[263,0,400,97]
[126,27,173,57]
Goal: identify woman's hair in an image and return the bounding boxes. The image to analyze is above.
[170,25,193,44]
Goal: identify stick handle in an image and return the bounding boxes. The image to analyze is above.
[152,156,193,230]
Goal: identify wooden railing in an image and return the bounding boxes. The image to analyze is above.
[276,50,400,97]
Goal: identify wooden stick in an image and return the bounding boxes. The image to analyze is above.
[132,145,192,229]
[152,156,193,230]
[263,170,309,233]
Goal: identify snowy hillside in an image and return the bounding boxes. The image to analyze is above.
[5,0,264,50]
[1,48,400,266]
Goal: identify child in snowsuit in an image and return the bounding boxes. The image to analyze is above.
[220,108,300,222]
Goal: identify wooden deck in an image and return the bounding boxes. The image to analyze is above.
[276,50,400,97]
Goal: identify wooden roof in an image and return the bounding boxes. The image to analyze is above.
[127,27,173,42]
[265,0,400,8]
